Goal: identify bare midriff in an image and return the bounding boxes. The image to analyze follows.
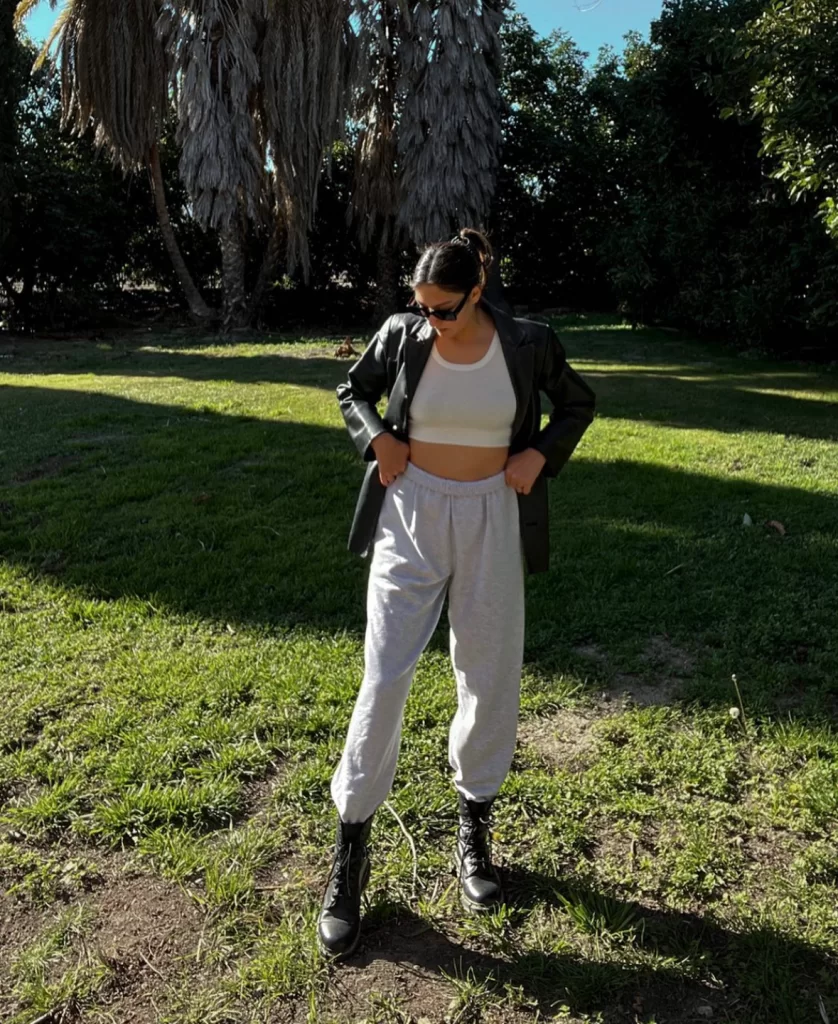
[408,440,509,481]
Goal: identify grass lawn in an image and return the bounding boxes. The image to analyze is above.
[1,315,837,1024]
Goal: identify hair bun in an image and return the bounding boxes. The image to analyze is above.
[412,227,493,293]
[452,228,492,270]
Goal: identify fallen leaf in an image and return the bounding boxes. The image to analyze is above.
[742,513,753,527]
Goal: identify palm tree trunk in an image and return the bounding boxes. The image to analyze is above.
[219,219,248,333]
[147,142,214,323]
[375,232,400,324]
[245,221,284,326]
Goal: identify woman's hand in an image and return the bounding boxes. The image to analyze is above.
[371,432,410,486]
[505,448,546,495]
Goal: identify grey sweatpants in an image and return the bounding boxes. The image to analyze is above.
[331,461,525,823]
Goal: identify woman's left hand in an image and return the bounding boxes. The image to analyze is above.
[505,448,547,495]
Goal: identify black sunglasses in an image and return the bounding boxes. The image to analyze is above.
[407,292,469,322]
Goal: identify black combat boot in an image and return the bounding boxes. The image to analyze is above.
[317,813,374,959]
[453,793,503,911]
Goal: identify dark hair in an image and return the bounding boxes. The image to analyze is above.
[410,227,494,295]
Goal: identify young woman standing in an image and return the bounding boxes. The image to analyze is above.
[318,228,595,960]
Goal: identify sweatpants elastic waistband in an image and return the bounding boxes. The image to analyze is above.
[402,461,508,497]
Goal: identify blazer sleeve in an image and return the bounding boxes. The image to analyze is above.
[530,325,596,477]
[336,315,394,462]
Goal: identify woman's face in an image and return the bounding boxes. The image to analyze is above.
[412,283,481,337]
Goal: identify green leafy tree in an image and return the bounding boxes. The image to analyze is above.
[1,33,218,331]
[591,0,838,354]
[490,14,614,309]
[745,0,838,238]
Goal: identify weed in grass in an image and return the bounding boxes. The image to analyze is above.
[357,990,415,1023]
[0,841,102,905]
[793,839,838,886]
[440,960,498,1024]
[457,901,523,958]
[556,887,645,946]
[8,903,112,1023]
[134,825,212,884]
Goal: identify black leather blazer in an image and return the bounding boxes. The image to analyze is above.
[336,297,596,574]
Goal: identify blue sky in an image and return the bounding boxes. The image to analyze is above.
[21,0,663,57]
[515,0,663,56]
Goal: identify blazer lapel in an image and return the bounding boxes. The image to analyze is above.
[384,316,434,433]
[404,317,435,406]
[482,298,533,439]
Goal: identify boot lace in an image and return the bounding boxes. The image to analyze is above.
[460,818,493,875]
[326,840,356,906]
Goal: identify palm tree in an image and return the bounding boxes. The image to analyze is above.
[15,0,214,322]
[15,0,507,327]
[15,0,354,330]
[351,0,505,320]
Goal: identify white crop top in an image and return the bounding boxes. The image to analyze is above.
[408,331,516,448]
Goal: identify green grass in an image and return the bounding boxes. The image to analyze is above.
[0,318,837,1024]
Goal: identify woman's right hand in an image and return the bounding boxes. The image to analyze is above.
[371,432,410,486]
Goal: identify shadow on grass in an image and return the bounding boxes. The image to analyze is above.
[352,865,835,1024]
[586,366,838,443]
[1,362,836,1024]
[4,320,838,442]
[0,343,346,391]
[0,381,836,709]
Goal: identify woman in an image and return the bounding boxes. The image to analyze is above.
[318,228,595,960]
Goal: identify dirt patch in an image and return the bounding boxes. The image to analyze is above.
[305,915,537,1024]
[240,770,284,820]
[11,453,81,485]
[639,636,695,678]
[0,855,204,1024]
[614,635,695,706]
[290,909,724,1024]
[518,709,600,771]
[609,674,682,707]
[572,643,609,664]
[0,896,53,979]
[585,819,663,882]
[574,636,696,707]
[219,455,272,475]
[87,871,201,963]
[314,931,455,1023]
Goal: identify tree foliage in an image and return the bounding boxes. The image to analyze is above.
[591,0,838,354]
[491,14,614,309]
[1,34,217,330]
[745,0,838,239]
